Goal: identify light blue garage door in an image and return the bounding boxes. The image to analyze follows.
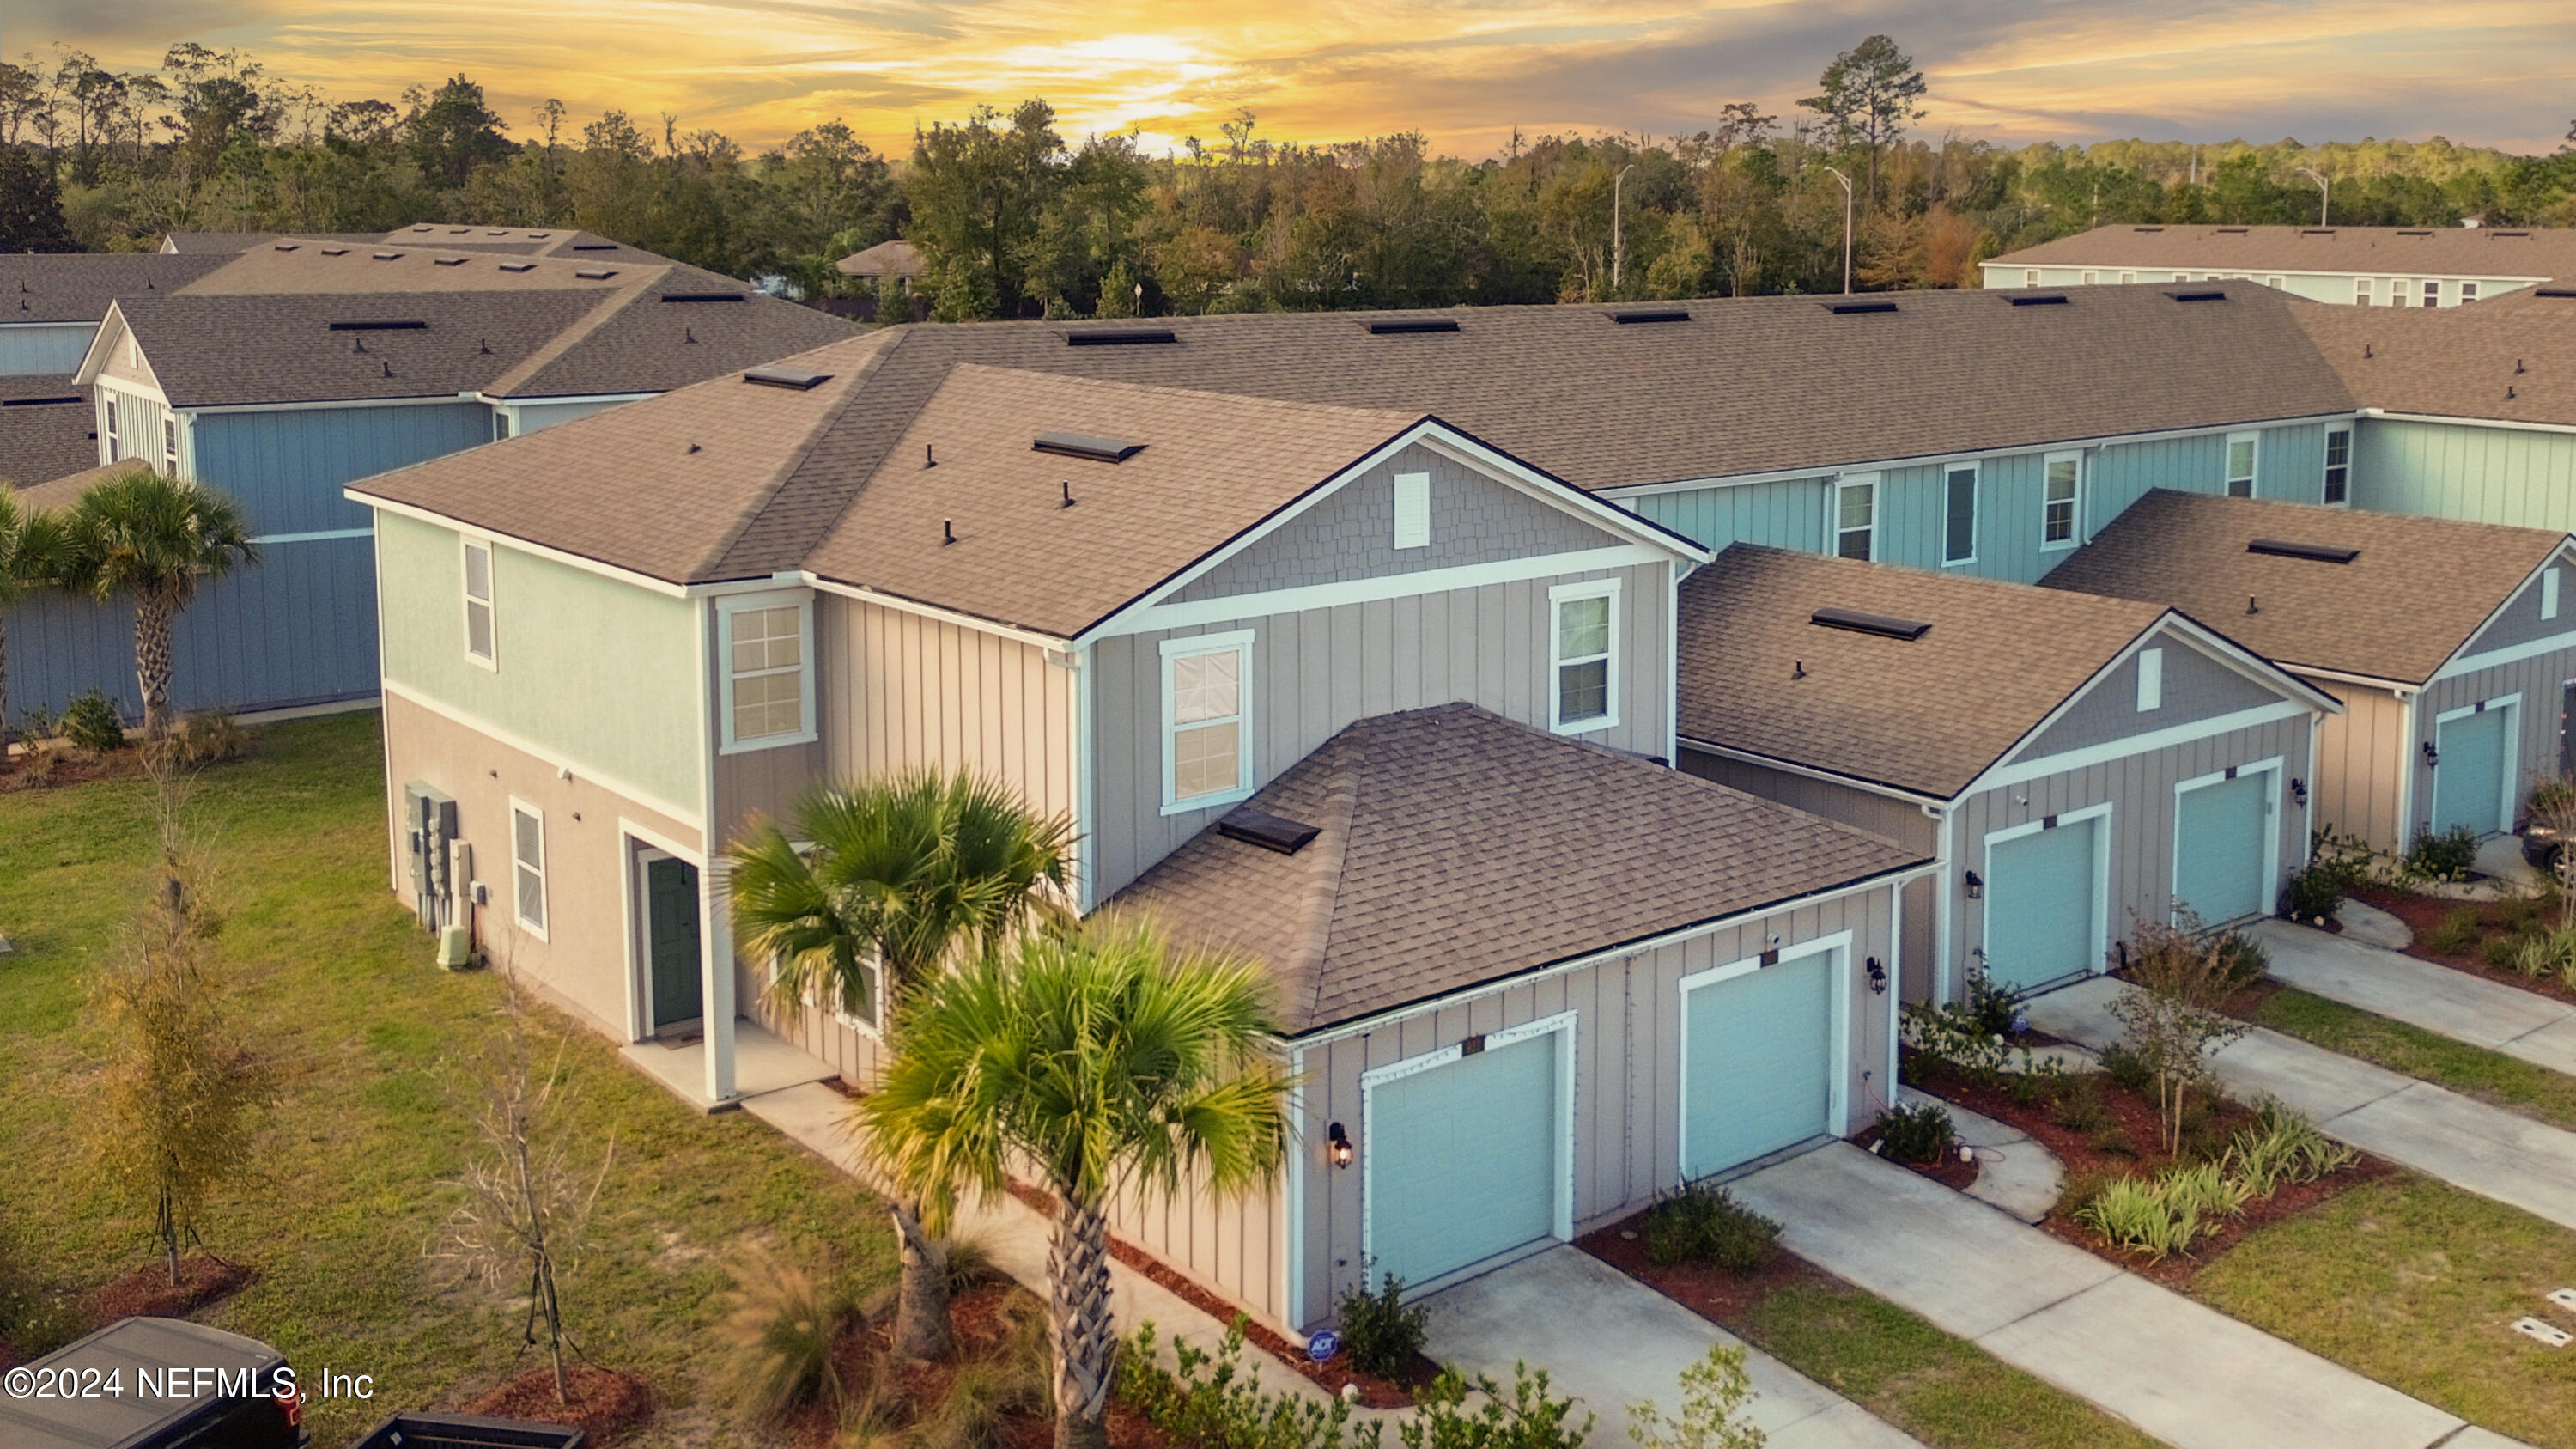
[1984,816,2102,994]
[2433,705,2513,838]
[1683,951,1836,1178]
[1367,1032,1560,1292]
[2174,772,2271,926]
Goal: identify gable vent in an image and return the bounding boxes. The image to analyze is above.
[1033,430,1145,464]
[1218,807,1321,855]
[1063,327,1177,347]
[574,268,617,280]
[1811,606,1931,641]
[1367,318,1459,334]
[328,320,428,331]
[742,365,832,390]
[2247,538,2360,564]
[1610,307,1692,324]
[497,261,537,273]
[2008,293,2071,307]
[1824,299,1899,315]
[2169,289,2228,302]
[662,291,747,303]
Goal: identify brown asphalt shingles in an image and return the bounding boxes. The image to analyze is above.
[0,253,230,324]
[2295,291,2576,430]
[1987,223,2576,284]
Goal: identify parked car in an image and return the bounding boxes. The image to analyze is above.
[342,1411,584,1448]
[3,1317,302,1449]
[2518,813,2565,872]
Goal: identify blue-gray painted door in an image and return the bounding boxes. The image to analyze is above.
[2433,706,2512,838]
[1984,817,2101,993]
[1682,953,1835,1178]
[1366,1032,1558,1293]
[646,855,702,1030]
[2174,774,2270,926]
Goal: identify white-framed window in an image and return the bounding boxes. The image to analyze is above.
[510,799,548,939]
[2461,280,2482,304]
[2354,277,2373,305]
[2136,648,2164,712]
[2042,452,2082,548]
[2023,270,2040,287]
[1834,475,1877,561]
[461,537,497,668]
[2120,271,2136,284]
[2082,271,2099,285]
[1549,578,1620,733]
[2225,432,2258,497]
[2544,566,2562,623]
[2387,279,2408,307]
[1392,471,1430,551]
[102,397,118,462]
[161,417,179,473]
[717,594,816,752]
[2324,428,2352,504]
[2267,275,2285,289]
[2422,279,2442,307]
[1161,630,1254,813]
[1942,464,1978,566]
[492,411,513,443]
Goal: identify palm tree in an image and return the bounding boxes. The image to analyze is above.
[59,468,257,740]
[860,918,1291,1449]
[726,769,1073,1361]
[0,486,70,766]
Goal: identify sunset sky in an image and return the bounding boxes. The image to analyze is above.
[10,0,2575,159]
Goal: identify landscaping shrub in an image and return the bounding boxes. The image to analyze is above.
[1640,1182,1780,1274]
[2529,776,2576,819]
[2406,825,2481,884]
[1399,1363,1592,1449]
[2222,1099,2357,1196]
[2425,907,2483,957]
[2511,926,2576,983]
[60,688,125,753]
[1337,1270,1431,1379]
[2073,1163,2248,1262]
[2277,863,2345,924]
[1875,1101,1956,1165]
[917,1302,1048,1448]
[714,1243,853,1422]
[2050,1078,2112,1135]
[166,711,247,770]
[2211,930,2269,995]
[2112,921,2248,1154]
[1623,1344,1764,1449]
[1963,976,2020,1038]
[1899,995,2065,1091]
[1121,1320,1383,1449]
[2097,1040,2154,1095]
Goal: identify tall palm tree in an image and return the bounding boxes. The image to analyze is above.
[0,486,70,764]
[860,919,1291,1449]
[726,769,1073,1361]
[59,468,257,740]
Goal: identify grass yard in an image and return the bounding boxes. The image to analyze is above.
[0,713,898,1448]
[2248,986,2576,1134]
[2191,1174,2576,1448]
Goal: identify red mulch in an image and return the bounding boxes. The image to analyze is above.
[1848,1122,1982,1190]
[467,1365,657,1448]
[82,1256,253,1324]
[2350,884,2576,1008]
[1577,1215,1821,1323]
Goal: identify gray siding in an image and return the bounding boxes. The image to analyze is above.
[2011,630,2286,761]
[2415,648,2576,839]
[0,323,96,376]
[99,386,164,470]
[2463,545,2576,657]
[2354,417,2576,532]
[1175,442,1620,602]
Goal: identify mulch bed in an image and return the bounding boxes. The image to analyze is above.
[0,749,146,793]
[1577,1215,1825,1324]
[81,1255,254,1324]
[467,1365,658,1447]
[1849,1121,1982,1191]
[2349,884,2576,1008]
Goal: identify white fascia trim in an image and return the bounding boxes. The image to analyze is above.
[250,527,374,545]
[1968,698,2317,796]
[95,375,170,409]
[380,677,705,832]
[2148,614,2348,715]
[2434,629,2576,683]
[1673,736,1952,808]
[2289,662,2419,694]
[479,390,658,409]
[2360,409,2576,439]
[1103,544,1667,639]
[186,392,483,415]
[1597,414,2365,502]
[2428,543,2576,683]
[70,304,126,388]
[1282,1056,1308,1330]
[353,495,691,599]
[801,575,1072,652]
[1411,429,1712,560]
[1985,264,2549,286]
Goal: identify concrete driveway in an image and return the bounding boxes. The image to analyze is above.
[2251,916,2576,1076]
[1421,1246,1923,1448]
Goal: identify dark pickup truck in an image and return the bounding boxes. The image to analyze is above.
[1,1317,303,1449]
[340,1412,583,1449]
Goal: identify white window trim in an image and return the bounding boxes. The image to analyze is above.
[1159,629,1256,815]
[101,395,118,464]
[2422,279,2443,307]
[1978,801,2113,990]
[2040,450,2084,551]
[161,416,179,474]
[1941,462,1979,567]
[2323,426,2353,507]
[1548,577,1622,734]
[509,796,550,941]
[1675,931,1853,1180]
[2023,270,2040,287]
[2081,271,2099,285]
[2119,271,2136,284]
[2136,648,2164,712]
[716,591,819,755]
[1392,470,1431,551]
[2169,758,2281,928]
[1833,473,1879,563]
[2224,431,2260,497]
[460,535,498,672]
[2461,280,2482,304]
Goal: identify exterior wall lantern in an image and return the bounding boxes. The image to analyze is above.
[1963,869,1984,900]
[1327,1122,1354,1170]
[2421,740,2440,768]
[1866,956,1888,995]
[2290,777,2309,807]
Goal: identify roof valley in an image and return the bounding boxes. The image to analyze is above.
[1285,731,1367,1032]
[477,266,673,397]
[699,328,912,581]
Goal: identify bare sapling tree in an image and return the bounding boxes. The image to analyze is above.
[430,964,617,1405]
[2112,919,2249,1154]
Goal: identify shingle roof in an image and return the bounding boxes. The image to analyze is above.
[1988,223,2576,282]
[8,460,141,513]
[2039,490,2570,684]
[112,290,607,408]
[2295,289,2576,429]
[1109,703,1928,1035]
[0,253,231,324]
[158,231,386,254]
[1678,545,2184,797]
[0,377,99,492]
[836,240,922,278]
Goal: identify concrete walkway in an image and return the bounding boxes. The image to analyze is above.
[1424,1248,1923,1449]
[2028,975,2576,1233]
[2251,917,2576,1077]
[1733,1144,2516,1449]
[1897,1087,2063,1223]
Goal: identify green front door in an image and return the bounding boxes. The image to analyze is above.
[646,854,702,1031]
[1366,1032,1559,1293]
[2174,772,2271,926]
[1682,952,1836,1178]
[2433,705,2512,838]
[1984,816,2101,994]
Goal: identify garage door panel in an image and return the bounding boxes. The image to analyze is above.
[1684,953,1834,1178]
[2175,773,2269,926]
[1984,817,2101,994]
[1368,1032,1558,1291]
[2433,707,2512,838]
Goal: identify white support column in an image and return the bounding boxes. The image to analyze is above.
[701,859,737,1105]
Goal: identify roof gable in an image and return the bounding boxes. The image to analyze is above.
[1997,615,2325,770]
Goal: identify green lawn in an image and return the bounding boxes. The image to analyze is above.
[1732,1277,2164,1449]
[2249,986,2576,1133]
[2192,1175,2576,1447]
[0,714,897,1447]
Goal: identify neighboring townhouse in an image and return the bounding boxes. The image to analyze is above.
[0,376,99,489]
[0,252,229,375]
[1982,222,2575,307]
[161,225,673,265]
[7,239,849,725]
[2043,491,2576,851]
[1674,545,2339,1001]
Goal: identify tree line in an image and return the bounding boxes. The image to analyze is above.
[5,37,2575,318]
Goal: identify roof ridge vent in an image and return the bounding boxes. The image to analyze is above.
[1033,430,1145,463]
[661,290,747,302]
[1824,299,1899,315]
[497,261,537,273]
[574,268,617,280]
[2247,538,2360,564]
[327,319,428,331]
[1609,307,1692,324]
[1218,807,1321,855]
[2168,289,2229,302]
[433,256,467,267]
[1064,326,1177,347]
[371,251,402,260]
[1811,606,1930,641]
[1366,318,1459,334]
[2008,293,2071,307]
[743,365,832,390]
[318,247,348,256]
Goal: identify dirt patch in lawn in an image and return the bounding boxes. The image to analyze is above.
[2349,884,2576,1008]
[468,1365,658,1447]
[81,1255,255,1324]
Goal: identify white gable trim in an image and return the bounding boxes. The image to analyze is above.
[1979,614,2339,779]
[2428,539,2576,683]
[1969,699,2315,796]
[355,493,695,599]
[1105,544,1666,637]
[2360,409,2576,439]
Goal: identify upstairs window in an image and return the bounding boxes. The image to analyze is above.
[1942,465,1978,566]
[2023,270,2040,287]
[2226,434,2258,497]
[2042,454,2082,548]
[1162,631,1254,811]
[2461,280,2482,304]
[462,539,496,667]
[2388,279,2409,306]
[103,397,118,461]
[2324,428,2352,504]
[2119,271,2137,284]
[510,800,548,938]
[1392,471,1430,550]
[1835,476,1877,561]
[2082,271,2099,285]
[2354,278,2373,305]
[2545,566,2562,623]
[2421,279,2441,307]
[1550,579,1620,733]
[720,596,815,751]
[162,417,179,473]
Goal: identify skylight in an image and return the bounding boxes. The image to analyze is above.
[1811,606,1930,641]
[2248,539,2360,564]
[1218,807,1321,855]
[742,366,833,390]
[1611,307,1691,324]
[1824,300,1899,315]
[1367,318,1459,334]
[1033,430,1145,463]
[1063,327,1177,347]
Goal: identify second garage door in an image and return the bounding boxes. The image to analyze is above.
[1984,815,2103,994]
[2433,704,2513,839]
[2174,771,2271,927]
[1366,1029,1564,1292]
[1681,949,1837,1179]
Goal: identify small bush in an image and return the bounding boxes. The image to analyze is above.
[2098,1040,2155,1095]
[1400,1363,1591,1449]
[2407,825,2481,884]
[2277,865,2345,923]
[2074,1163,2248,1262]
[2050,1079,2112,1135]
[2223,1099,2357,1195]
[2211,931,2269,994]
[916,1301,1047,1449]
[2530,776,2576,819]
[1336,1270,1431,1379]
[2511,927,2576,982]
[60,688,125,752]
[1624,1343,1763,1449]
[167,711,247,769]
[2425,907,2483,957]
[1640,1182,1780,1274]
[1121,1320,1382,1449]
[1964,977,2020,1038]
[2495,892,2547,933]
[714,1245,853,1422]
[1876,1101,1956,1165]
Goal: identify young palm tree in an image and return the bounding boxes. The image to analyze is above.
[0,486,70,764]
[726,769,1073,1361]
[860,918,1291,1449]
[59,468,257,740]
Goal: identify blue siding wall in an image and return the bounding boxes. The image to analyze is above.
[197,403,490,535]
[1630,475,1829,555]
[0,323,96,376]
[2354,418,2576,531]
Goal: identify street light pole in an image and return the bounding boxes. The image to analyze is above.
[1611,163,1636,294]
[1820,165,1855,295]
[2295,167,2330,227]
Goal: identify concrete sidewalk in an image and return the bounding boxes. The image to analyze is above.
[2251,917,2576,1077]
[2028,975,2576,1233]
[1424,1248,1923,1449]
[1732,1144,2513,1449]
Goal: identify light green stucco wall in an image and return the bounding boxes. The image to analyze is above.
[2354,417,2576,533]
[377,510,702,810]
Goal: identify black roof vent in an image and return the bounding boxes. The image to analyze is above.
[2132,226,2166,233]
[411,225,433,232]
[2170,289,2229,302]
[497,261,537,273]
[2492,229,2531,238]
[2216,227,2250,234]
[1064,327,1178,347]
[1611,307,1692,324]
[1366,318,1459,334]
[742,365,832,390]
[2534,288,2576,299]
[1811,606,1931,641]
[2008,293,2071,307]
[526,231,551,238]
[272,242,300,252]
[574,268,617,280]
[371,251,402,260]
[318,247,349,256]
[570,242,619,251]
[1825,300,1899,315]
[1218,807,1321,855]
[662,291,747,303]
[0,393,80,407]
[328,320,428,331]
[432,256,468,267]
[2248,538,2360,564]
[2397,229,2433,237]
[1033,430,1145,464]
[2300,228,2336,235]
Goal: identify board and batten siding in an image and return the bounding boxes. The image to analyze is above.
[1088,561,1673,902]
[0,321,95,375]
[2304,678,2409,851]
[2354,417,2576,532]
[1288,886,1901,1332]
[2417,647,2576,841]
[197,402,492,535]
[2013,631,2283,760]
[2462,545,2576,657]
